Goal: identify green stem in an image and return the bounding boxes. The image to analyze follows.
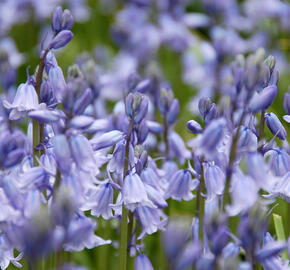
[119,119,133,270]
[223,109,247,210]
[258,110,265,152]
[198,158,205,244]
[32,49,49,166]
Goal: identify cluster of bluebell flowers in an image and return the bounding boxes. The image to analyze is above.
[0,1,289,270]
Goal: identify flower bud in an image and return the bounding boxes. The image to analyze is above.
[125,93,148,124]
[167,98,180,124]
[198,97,212,119]
[248,85,277,113]
[264,55,276,73]
[204,103,217,125]
[265,112,287,140]
[137,120,149,144]
[187,120,203,134]
[61,9,74,31]
[73,88,92,115]
[50,30,73,50]
[158,83,174,115]
[51,6,63,33]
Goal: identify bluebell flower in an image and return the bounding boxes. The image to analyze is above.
[165,170,198,201]
[187,120,203,134]
[91,130,125,150]
[70,115,94,129]
[3,80,39,120]
[272,172,290,202]
[84,182,114,220]
[144,183,167,208]
[268,149,290,177]
[237,126,257,153]
[248,85,277,113]
[135,206,167,239]
[51,6,74,34]
[246,153,274,192]
[167,98,180,124]
[63,216,111,252]
[0,236,23,269]
[134,254,154,270]
[125,93,149,124]
[198,97,212,119]
[176,242,201,270]
[137,120,149,144]
[53,134,72,174]
[265,112,287,140]
[227,170,259,216]
[188,118,226,156]
[73,87,92,115]
[48,65,67,103]
[50,30,73,50]
[122,173,153,211]
[222,243,240,259]
[204,163,225,199]
[108,140,134,176]
[146,120,164,134]
[168,132,191,164]
[28,107,62,123]
[256,241,287,262]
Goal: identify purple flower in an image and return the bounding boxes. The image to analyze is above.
[84,183,114,220]
[135,206,167,239]
[53,134,72,174]
[187,120,203,134]
[69,134,97,173]
[256,241,287,262]
[51,6,74,34]
[167,98,180,124]
[268,149,290,177]
[204,163,225,199]
[122,173,153,210]
[248,85,277,113]
[50,30,73,50]
[273,172,290,202]
[227,170,259,216]
[48,65,67,102]
[134,254,154,270]
[63,216,111,252]
[90,130,125,150]
[265,112,287,140]
[165,170,198,201]
[3,81,39,120]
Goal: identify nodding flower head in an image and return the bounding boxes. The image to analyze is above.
[248,85,278,113]
[265,112,287,140]
[3,80,39,120]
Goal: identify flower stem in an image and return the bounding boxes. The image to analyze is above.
[32,49,49,166]
[119,119,133,270]
[198,158,205,244]
[258,110,265,152]
[223,109,247,210]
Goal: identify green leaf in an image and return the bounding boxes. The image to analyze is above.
[273,213,288,260]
